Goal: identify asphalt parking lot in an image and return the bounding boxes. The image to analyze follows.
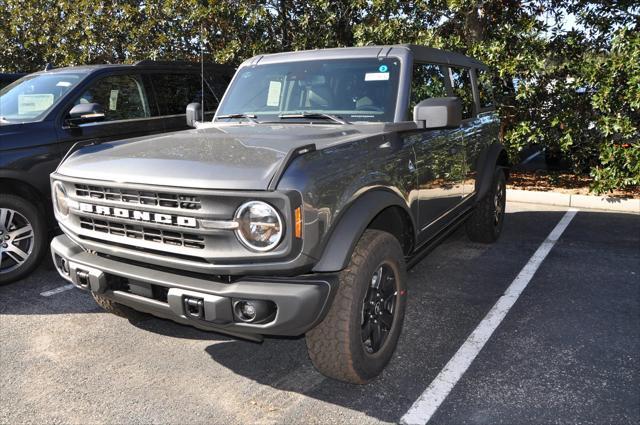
[1,201,638,425]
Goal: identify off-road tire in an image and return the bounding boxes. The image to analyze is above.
[305,229,407,384]
[0,194,47,285]
[92,293,148,322]
[466,169,506,243]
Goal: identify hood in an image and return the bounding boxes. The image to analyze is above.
[57,123,384,190]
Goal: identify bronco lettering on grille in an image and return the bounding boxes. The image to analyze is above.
[78,202,197,228]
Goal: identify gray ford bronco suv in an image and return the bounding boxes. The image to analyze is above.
[50,45,508,384]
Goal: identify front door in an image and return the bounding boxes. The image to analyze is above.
[56,73,164,153]
[408,62,466,243]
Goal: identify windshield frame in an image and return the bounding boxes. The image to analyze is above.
[0,71,90,124]
[215,53,410,124]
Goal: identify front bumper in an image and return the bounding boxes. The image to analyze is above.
[51,234,336,339]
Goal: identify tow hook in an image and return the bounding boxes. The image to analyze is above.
[75,270,91,289]
[183,297,205,319]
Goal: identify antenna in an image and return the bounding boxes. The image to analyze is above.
[200,25,205,122]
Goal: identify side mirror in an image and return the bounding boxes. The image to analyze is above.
[67,103,105,126]
[186,102,202,128]
[413,97,462,129]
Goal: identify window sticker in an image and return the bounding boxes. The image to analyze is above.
[109,90,119,110]
[266,81,282,106]
[17,94,54,115]
[56,81,72,87]
[378,65,388,72]
[365,72,389,81]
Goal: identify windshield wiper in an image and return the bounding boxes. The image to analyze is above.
[216,113,258,123]
[279,112,350,125]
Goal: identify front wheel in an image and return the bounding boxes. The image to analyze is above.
[305,229,407,384]
[0,195,47,285]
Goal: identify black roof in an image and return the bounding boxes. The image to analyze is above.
[244,44,488,70]
[28,61,233,76]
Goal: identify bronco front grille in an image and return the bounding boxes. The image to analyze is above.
[79,217,205,250]
[75,184,201,210]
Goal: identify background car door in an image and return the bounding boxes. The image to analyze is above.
[149,70,230,132]
[406,63,466,243]
[56,73,164,152]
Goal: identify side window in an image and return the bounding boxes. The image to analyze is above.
[151,73,221,115]
[410,63,448,115]
[476,69,494,109]
[449,67,474,119]
[74,74,150,121]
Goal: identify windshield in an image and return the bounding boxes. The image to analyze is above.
[217,58,401,123]
[0,73,85,124]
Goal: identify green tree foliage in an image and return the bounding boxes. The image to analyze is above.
[0,0,637,193]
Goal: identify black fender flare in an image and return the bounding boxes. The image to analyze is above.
[312,188,414,273]
[475,143,510,201]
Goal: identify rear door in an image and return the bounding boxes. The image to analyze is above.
[462,68,500,197]
[56,72,164,151]
[148,70,230,132]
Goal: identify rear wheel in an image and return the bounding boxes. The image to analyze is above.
[305,229,407,384]
[466,169,506,243]
[0,195,47,285]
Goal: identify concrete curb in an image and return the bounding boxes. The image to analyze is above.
[506,189,640,213]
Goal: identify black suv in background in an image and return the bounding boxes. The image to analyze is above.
[0,73,26,89]
[0,61,234,283]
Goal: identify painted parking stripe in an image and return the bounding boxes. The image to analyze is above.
[522,149,542,164]
[401,208,578,425]
[40,284,75,297]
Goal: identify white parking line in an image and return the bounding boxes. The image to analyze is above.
[522,149,542,164]
[401,209,578,425]
[40,284,75,297]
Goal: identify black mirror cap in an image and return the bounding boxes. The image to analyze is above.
[186,102,202,128]
[413,97,462,129]
[68,102,104,119]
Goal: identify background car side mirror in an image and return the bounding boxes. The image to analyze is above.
[413,97,462,129]
[66,103,105,126]
[186,103,202,128]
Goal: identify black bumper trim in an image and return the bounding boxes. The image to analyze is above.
[51,234,336,338]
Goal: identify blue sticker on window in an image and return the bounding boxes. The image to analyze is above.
[378,65,388,73]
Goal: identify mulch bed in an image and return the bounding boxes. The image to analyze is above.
[507,170,640,199]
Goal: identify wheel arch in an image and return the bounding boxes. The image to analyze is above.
[312,188,415,273]
[0,177,46,208]
[475,143,510,201]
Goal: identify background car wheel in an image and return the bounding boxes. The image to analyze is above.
[466,168,507,243]
[0,194,47,285]
[305,229,407,384]
[92,293,148,322]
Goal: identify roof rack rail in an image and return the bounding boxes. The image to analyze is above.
[133,60,229,68]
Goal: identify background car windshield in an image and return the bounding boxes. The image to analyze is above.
[0,73,84,123]
[217,58,401,122]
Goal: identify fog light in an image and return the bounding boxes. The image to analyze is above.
[234,301,257,322]
[233,299,276,323]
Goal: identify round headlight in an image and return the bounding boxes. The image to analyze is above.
[53,181,69,217]
[234,201,284,252]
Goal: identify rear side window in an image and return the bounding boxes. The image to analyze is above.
[449,67,474,119]
[74,74,150,121]
[476,69,494,109]
[410,63,448,115]
[151,72,224,115]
